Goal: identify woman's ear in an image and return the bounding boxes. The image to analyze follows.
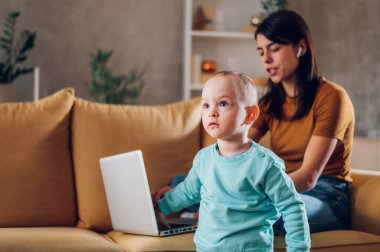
[243,105,260,125]
[297,39,307,57]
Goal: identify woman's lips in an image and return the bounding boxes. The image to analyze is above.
[267,67,277,77]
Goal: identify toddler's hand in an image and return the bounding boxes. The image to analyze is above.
[193,211,199,220]
[152,185,172,208]
[194,211,199,227]
[155,208,171,229]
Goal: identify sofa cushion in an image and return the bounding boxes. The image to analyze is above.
[0,227,123,252]
[72,98,202,232]
[107,230,380,252]
[275,230,380,251]
[0,88,76,227]
[107,231,196,252]
[351,169,380,236]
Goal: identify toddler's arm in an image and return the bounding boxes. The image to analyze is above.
[264,160,311,252]
[152,185,172,208]
[158,153,202,215]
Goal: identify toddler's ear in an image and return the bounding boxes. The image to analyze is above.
[243,105,260,125]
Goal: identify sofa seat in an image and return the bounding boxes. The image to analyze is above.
[108,230,380,252]
[0,227,123,252]
[275,230,380,251]
[107,231,196,251]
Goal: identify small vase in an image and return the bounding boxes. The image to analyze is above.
[0,67,39,103]
[0,84,18,103]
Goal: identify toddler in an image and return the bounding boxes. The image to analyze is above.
[154,71,310,251]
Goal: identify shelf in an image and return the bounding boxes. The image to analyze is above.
[183,0,264,100]
[191,30,254,39]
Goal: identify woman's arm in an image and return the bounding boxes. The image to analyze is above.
[288,135,337,192]
[251,126,338,193]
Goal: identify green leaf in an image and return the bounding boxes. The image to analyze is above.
[87,48,146,104]
[16,55,27,62]
[0,11,36,82]
[8,11,20,20]
[17,30,36,57]
[0,44,11,51]
[0,37,11,44]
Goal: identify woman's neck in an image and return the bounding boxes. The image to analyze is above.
[216,138,251,157]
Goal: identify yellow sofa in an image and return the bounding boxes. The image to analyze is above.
[0,88,380,251]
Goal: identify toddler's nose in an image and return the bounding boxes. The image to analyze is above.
[209,109,218,117]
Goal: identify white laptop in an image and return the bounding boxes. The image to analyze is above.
[99,150,197,236]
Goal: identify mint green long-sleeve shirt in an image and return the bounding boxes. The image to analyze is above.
[158,140,310,252]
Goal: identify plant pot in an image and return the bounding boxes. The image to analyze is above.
[0,67,39,103]
[0,78,34,103]
[0,84,18,102]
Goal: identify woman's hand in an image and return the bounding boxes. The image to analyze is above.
[152,185,172,208]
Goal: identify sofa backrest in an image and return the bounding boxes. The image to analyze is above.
[0,88,77,227]
[71,97,202,232]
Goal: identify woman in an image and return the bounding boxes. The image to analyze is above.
[155,10,354,235]
[251,10,354,234]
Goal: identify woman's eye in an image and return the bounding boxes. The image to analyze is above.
[270,46,280,52]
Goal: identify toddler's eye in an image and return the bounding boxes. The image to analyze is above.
[219,101,229,107]
[202,103,209,109]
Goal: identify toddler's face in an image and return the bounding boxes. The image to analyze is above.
[201,76,248,141]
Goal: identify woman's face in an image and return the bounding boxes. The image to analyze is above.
[256,34,300,85]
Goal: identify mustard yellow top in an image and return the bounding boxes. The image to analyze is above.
[252,78,355,182]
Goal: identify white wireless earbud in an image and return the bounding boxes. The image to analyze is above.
[296,47,302,58]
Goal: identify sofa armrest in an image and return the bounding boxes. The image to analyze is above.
[351,169,380,236]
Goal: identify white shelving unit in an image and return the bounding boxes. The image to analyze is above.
[183,0,266,100]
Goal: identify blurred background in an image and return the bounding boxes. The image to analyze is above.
[0,0,379,136]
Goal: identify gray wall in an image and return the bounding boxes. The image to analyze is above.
[288,0,380,135]
[0,0,379,134]
[0,0,184,105]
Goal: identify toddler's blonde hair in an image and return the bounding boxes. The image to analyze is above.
[214,71,258,105]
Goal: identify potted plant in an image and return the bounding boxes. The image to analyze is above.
[251,0,287,27]
[0,11,37,102]
[88,49,146,105]
[0,11,36,84]
[260,0,287,17]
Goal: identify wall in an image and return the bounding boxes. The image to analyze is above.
[288,0,380,135]
[0,0,379,134]
[0,0,184,105]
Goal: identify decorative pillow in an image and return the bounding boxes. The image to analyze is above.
[72,97,202,232]
[0,88,76,227]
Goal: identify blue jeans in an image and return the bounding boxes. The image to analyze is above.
[172,174,351,234]
[273,176,351,235]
